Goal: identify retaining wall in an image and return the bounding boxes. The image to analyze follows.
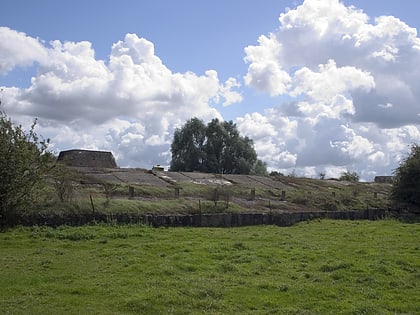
[15,209,389,228]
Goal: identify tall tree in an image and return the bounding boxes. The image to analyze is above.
[170,118,207,172]
[205,119,226,173]
[170,117,265,175]
[391,144,420,207]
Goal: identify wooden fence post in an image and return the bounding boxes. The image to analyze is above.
[250,188,256,201]
[281,190,286,201]
[174,187,181,199]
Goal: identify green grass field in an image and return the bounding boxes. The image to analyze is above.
[1,219,419,314]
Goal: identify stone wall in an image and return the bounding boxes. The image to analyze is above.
[15,209,389,228]
[57,149,117,168]
[139,209,386,227]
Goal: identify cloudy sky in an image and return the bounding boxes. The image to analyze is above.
[2,0,420,180]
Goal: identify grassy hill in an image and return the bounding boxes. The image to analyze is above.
[38,166,392,218]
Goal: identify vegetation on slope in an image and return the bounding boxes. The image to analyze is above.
[1,163,392,227]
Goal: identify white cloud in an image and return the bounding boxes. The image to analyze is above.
[1,32,242,168]
[240,0,420,180]
[332,125,374,160]
[0,27,48,74]
[236,111,300,169]
[220,77,243,106]
[236,113,278,138]
[368,151,387,165]
[244,34,291,95]
[290,59,375,103]
[2,0,420,181]
[324,166,348,179]
[244,0,420,127]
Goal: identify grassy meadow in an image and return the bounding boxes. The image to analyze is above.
[1,219,419,314]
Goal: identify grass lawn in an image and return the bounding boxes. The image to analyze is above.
[0,219,419,314]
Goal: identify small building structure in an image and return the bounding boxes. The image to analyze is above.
[152,164,165,172]
[374,176,394,184]
[57,149,117,168]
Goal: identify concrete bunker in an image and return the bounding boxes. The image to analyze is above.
[374,176,394,184]
[57,149,117,168]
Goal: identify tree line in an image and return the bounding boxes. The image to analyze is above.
[170,117,267,175]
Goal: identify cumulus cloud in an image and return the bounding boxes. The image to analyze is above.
[0,27,48,74]
[2,0,420,180]
[0,29,242,167]
[240,0,420,179]
[290,60,375,103]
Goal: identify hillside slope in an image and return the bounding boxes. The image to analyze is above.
[66,167,392,214]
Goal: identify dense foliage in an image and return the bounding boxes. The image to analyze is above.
[0,111,51,225]
[170,118,266,174]
[339,171,360,182]
[391,144,420,206]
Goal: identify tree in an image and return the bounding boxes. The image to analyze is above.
[339,171,359,182]
[270,170,284,177]
[170,118,207,172]
[205,119,258,174]
[204,118,226,173]
[251,159,268,176]
[391,144,420,206]
[51,161,75,203]
[170,118,266,175]
[0,111,51,225]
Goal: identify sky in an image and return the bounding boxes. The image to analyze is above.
[1,0,420,181]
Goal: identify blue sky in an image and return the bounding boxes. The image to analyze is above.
[2,0,288,118]
[1,0,420,180]
[2,1,282,79]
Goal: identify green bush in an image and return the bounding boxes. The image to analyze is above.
[339,171,359,182]
[0,111,51,225]
[391,144,420,207]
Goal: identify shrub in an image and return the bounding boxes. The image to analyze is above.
[0,111,51,225]
[391,144,420,207]
[339,171,359,182]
